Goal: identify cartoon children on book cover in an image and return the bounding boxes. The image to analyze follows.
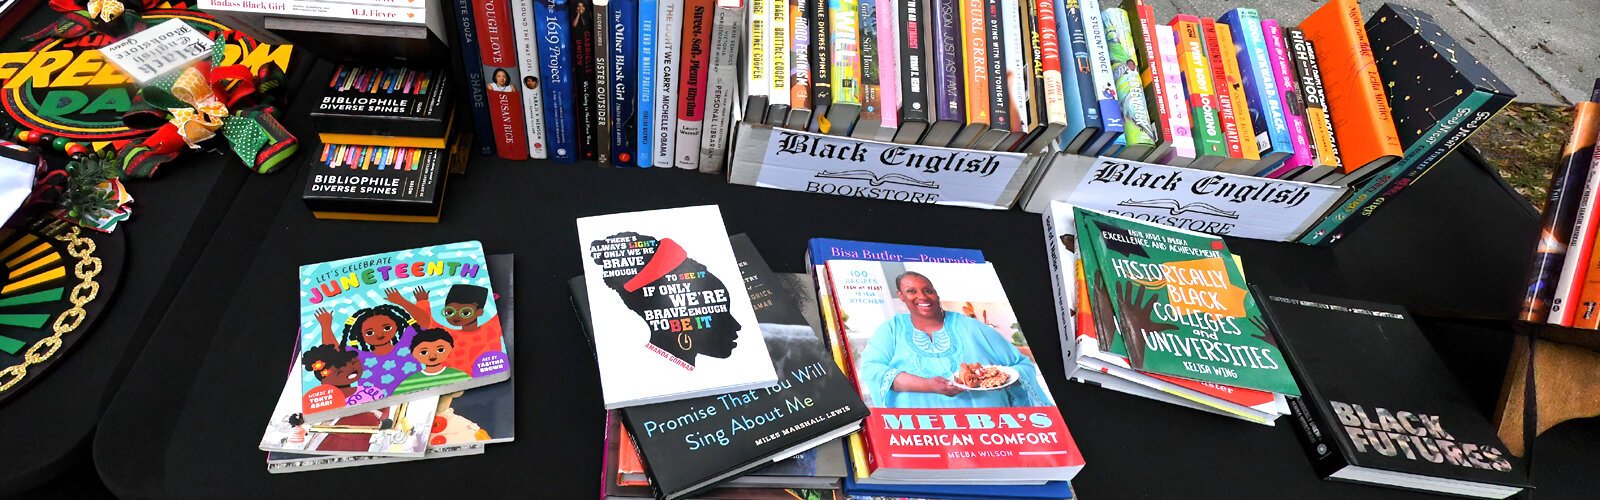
[297,241,510,418]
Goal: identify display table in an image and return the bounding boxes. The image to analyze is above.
[83,129,1589,497]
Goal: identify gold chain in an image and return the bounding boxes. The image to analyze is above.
[0,226,102,394]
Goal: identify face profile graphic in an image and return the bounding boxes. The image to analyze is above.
[590,232,743,367]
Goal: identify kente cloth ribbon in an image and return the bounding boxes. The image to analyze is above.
[22,0,156,41]
[116,31,298,179]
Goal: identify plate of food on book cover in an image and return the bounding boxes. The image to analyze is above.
[950,362,1018,391]
[0,213,125,406]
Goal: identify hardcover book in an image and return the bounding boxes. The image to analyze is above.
[769,0,793,125]
[609,0,640,166]
[1170,15,1226,169]
[1019,0,1066,153]
[1261,19,1315,178]
[577,235,868,499]
[595,0,612,164]
[1286,28,1343,181]
[953,0,990,148]
[469,0,530,159]
[1102,7,1155,160]
[1300,0,1402,182]
[744,0,771,124]
[295,242,510,422]
[511,0,550,159]
[448,0,498,156]
[577,206,779,408]
[851,0,884,140]
[825,259,1084,482]
[536,0,577,161]
[923,0,967,147]
[875,0,902,143]
[1124,1,1173,163]
[1074,207,1298,396]
[312,66,453,147]
[698,0,745,173]
[1059,0,1104,154]
[977,0,1011,150]
[300,140,461,223]
[1152,24,1195,167]
[1262,291,1527,499]
[674,0,715,169]
[573,0,602,160]
[1079,0,1122,154]
[638,0,659,167]
[810,0,833,131]
[790,0,815,131]
[1220,8,1293,170]
[1206,20,1261,174]
[824,0,864,135]
[892,0,932,144]
[263,348,442,458]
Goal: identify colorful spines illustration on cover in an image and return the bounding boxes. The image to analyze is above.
[1074,208,1297,396]
[826,259,1082,475]
[298,242,510,421]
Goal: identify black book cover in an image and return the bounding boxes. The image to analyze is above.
[983,0,1009,136]
[1367,4,1513,149]
[897,0,930,127]
[810,0,832,122]
[1258,289,1528,493]
[572,0,601,161]
[310,66,454,138]
[300,131,467,217]
[572,235,868,500]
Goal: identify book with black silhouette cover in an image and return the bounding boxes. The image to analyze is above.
[577,206,779,409]
[1258,290,1528,499]
[573,233,868,500]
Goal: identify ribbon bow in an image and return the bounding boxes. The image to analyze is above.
[23,0,155,41]
[117,31,298,178]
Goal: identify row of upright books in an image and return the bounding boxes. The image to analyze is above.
[258,244,515,472]
[571,205,1084,499]
[1521,80,1600,329]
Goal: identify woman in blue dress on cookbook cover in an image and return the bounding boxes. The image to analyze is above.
[857,272,1047,409]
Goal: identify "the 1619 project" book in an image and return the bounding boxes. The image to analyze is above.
[577,205,778,409]
[1259,290,1528,499]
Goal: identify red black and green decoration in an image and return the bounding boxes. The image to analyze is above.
[23,0,160,42]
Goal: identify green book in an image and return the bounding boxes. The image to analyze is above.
[1103,8,1157,158]
[1074,207,1299,396]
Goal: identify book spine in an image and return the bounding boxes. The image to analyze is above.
[855,0,882,136]
[1263,19,1312,175]
[958,0,988,132]
[1103,8,1153,150]
[1132,4,1169,153]
[1301,91,1503,247]
[654,0,684,167]
[609,0,638,166]
[770,0,792,122]
[809,0,831,129]
[1017,0,1045,150]
[698,0,743,172]
[1034,0,1064,131]
[930,0,964,129]
[1172,16,1224,162]
[1287,28,1340,170]
[1000,0,1025,146]
[898,0,930,133]
[677,0,717,169]
[199,0,427,23]
[572,0,599,161]
[512,0,550,159]
[448,0,497,156]
[537,0,577,162]
[877,0,900,139]
[1080,0,1120,141]
[1153,25,1193,165]
[1216,22,1262,169]
[636,0,656,166]
[1202,19,1245,165]
[595,0,610,164]
[1556,124,1600,326]
[1223,8,1291,166]
[470,0,530,159]
[830,0,862,110]
[1302,0,1401,175]
[792,0,813,125]
[1062,1,1101,150]
[1572,159,1600,329]
[984,0,1007,141]
[1521,96,1600,320]
[745,0,769,124]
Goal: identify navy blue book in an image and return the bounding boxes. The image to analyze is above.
[609,0,639,166]
[536,0,578,162]
[1060,0,1103,154]
[449,0,496,155]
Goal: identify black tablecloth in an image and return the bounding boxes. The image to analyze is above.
[87,133,1586,498]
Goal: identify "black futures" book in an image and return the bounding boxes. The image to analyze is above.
[1259,289,1527,499]
[572,234,869,500]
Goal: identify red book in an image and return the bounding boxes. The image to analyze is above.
[1200,18,1244,164]
[471,0,530,159]
[674,0,717,167]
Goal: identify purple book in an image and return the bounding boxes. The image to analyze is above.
[1261,19,1313,176]
[921,0,965,146]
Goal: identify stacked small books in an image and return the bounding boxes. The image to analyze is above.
[198,0,448,61]
[806,238,1084,498]
[1044,201,1301,425]
[571,205,871,500]
[299,65,470,223]
[258,243,515,473]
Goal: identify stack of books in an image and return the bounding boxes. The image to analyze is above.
[806,238,1085,498]
[258,243,516,473]
[198,0,450,61]
[299,65,469,223]
[1043,201,1301,425]
[1520,80,1600,328]
[571,205,871,500]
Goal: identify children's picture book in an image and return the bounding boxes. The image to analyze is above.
[262,347,442,457]
[577,205,778,409]
[296,241,511,422]
[825,259,1083,482]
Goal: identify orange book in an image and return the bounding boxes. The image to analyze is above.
[1214,23,1261,170]
[959,0,990,131]
[1573,232,1600,329]
[1200,18,1251,172]
[617,427,650,487]
[1300,0,1402,180]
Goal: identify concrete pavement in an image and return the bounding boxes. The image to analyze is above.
[1137,0,1589,105]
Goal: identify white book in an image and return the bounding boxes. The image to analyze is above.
[742,0,770,123]
[1000,0,1027,150]
[199,0,425,24]
[767,0,792,122]
[698,0,744,173]
[654,0,685,168]
[577,205,778,409]
[510,0,549,159]
[874,0,899,142]
[266,444,484,473]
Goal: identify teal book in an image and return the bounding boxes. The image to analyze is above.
[1074,208,1299,396]
[296,241,511,422]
